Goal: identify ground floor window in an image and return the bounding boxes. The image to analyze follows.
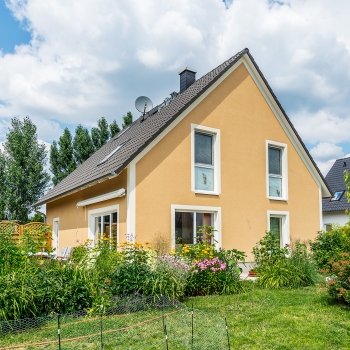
[267,210,290,248]
[171,205,221,248]
[88,205,119,246]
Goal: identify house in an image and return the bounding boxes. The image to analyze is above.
[36,48,331,260]
[322,157,350,230]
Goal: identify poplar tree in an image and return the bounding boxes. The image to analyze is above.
[3,116,50,223]
[122,112,133,129]
[109,120,121,138]
[73,124,95,164]
[91,117,110,150]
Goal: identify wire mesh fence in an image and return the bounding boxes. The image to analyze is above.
[0,295,230,349]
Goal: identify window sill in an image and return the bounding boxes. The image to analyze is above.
[268,196,288,201]
[194,190,220,196]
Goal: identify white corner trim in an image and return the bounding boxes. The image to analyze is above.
[76,188,125,207]
[126,164,136,242]
[171,204,222,249]
[267,210,290,247]
[87,204,119,245]
[191,124,221,195]
[242,56,330,198]
[266,140,288,201]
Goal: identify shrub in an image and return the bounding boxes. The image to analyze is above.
[324,253,350,304]
[145,254,191,299]
[186,257,244,295]
[254,233,319,289]
[310,225,350,270]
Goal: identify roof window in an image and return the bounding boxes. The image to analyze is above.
[97,139,130,166]
[330,191,345,201]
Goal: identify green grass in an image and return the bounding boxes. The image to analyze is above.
[1,284,349,349]
[183,282,350,350]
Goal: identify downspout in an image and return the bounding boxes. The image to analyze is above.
[35,209,47,224]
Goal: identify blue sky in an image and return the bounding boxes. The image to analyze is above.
[1,0,350,175]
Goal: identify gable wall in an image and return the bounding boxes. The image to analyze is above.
[46,169,127,251]
[134,63,321,259]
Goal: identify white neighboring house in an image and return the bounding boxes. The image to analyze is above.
[322,157,350,230]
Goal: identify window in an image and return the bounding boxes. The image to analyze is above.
[324,224,332,232]
[98,139,130,166]
[171,205,221,248]
[266,140,288,200]
[330,191,344,201]
[88,205,119,246]
[267,210,290,248]
[191,124,220,194]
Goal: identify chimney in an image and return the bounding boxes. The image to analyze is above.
[178,67,197,93]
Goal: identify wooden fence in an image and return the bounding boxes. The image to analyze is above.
[0,221,52,250]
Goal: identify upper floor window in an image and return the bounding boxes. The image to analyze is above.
[266,140,288,200]
[191,124,220,195]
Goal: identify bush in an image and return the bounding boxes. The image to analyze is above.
[253,233,320,289]
[323,253,350,304]
[310,225,350,270]
[145,254,190,299]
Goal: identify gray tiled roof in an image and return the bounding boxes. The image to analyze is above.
[322,157,350,212]
[36,48,330,206]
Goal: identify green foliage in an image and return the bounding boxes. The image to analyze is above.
[326,253,350,304]
[122,111,133,129]
[91,117,110,150]
[310,225,350,270]
[145,254,190,299]
[2,116,50,223]
[29,213,44,222]
[73,124,95,164]
[50,128,76,186]
[252,231,289,267]
[109,120,121,138]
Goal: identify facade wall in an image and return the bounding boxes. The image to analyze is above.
[323,211,349,228]
[134,63,321,260]
[46,169,127,252]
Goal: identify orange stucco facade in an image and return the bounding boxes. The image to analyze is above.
[46,62,322,260]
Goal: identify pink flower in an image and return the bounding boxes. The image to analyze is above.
[193,269,198,274]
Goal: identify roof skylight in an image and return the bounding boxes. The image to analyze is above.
[330,191,345,201]
[97,139,130,166]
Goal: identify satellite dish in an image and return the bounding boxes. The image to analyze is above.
[135,96,153,114]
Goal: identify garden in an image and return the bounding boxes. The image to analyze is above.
[0,222,349,348]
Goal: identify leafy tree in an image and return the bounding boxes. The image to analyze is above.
[109,120,121,138]
[91,117,110,150]
[29,212,44,222]
[50,128,76,186]
[73,125,95,164]
[0,151,7,220]
[122,112,133,129]
[3,116,50,223]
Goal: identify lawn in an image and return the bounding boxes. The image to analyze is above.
[1,284,349,349]
[183,283,350,350]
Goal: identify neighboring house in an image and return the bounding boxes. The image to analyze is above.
[36,48,331,260]
[322,157,350,230]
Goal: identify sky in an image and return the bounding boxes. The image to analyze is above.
[1,0,350,175]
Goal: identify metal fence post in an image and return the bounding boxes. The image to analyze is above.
[100,304,104,349]
[191,304,194,350]
[225,318,231,350]
[164,323,169,350]
[57,314,61,350]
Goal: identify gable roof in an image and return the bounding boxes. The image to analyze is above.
[36,48,331,206]
[322,157,350,212]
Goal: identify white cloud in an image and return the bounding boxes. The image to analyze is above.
[310,142,344,162]
[0,0,350,161]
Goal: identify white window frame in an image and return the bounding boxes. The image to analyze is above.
[88,204,119,246]
[171,204,222,249]
[191,124,221,195]
[267,210,290,248]
[52,217,59,254]
[266,140,288,201]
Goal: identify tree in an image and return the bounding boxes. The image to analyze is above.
[50,128,76,186]
[109,120,121,138]
[3,116,50,223]
[0,151,7,220]
[91,117,110,150]
[73,124,95,164]
[122,112,133,129]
